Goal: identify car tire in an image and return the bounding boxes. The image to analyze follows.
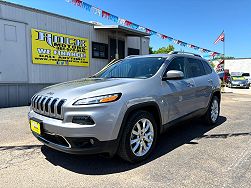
[118,111,158,163]
[203,96,220,126]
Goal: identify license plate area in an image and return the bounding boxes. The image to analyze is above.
[30,118,43,135]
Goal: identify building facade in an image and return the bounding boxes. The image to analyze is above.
[212,58,251,78]
[0,1,150,107]
[224,58,251,75]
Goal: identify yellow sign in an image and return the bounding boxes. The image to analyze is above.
[31,29,89,67]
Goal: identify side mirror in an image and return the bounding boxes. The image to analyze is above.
[162,70,184,81]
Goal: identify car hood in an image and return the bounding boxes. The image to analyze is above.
[37,78,138,101]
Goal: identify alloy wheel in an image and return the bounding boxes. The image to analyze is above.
[130,118,154,157]
[211,99,219,122]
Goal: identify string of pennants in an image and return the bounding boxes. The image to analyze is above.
[67,0,222,57]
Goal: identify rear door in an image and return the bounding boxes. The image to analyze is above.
[186,58,212,110]
[161,57,196,123]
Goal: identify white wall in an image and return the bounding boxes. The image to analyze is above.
[225,59,251,75]
[127,36,150,55]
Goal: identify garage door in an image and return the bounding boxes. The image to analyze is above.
[0,19,28,83]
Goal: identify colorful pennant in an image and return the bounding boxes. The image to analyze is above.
[67,0,222,56]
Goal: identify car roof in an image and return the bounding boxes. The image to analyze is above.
[126,53,205,61]
[126,54,171,59]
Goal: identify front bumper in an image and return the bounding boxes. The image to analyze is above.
[231,83,249,88]
[28,101,127,155]
[32,132,118,155]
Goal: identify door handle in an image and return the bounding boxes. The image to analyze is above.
[208,79,213,85]
[187,82,194,87]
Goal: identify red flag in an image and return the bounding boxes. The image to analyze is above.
[211,52,217,57]
[102,11,110,19]
[125,20,132,26]
[214,31,225,44]
[161,35,167,39]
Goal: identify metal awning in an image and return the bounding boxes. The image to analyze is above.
[94,25,150,37]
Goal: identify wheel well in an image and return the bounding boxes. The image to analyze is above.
[123,103,162,134]
[213,90,221,102]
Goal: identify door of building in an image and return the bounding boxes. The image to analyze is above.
[0,19,28,83]
[109,38,125,61]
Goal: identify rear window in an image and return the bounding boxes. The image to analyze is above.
[186,58,206,78]
[202,61,213,75]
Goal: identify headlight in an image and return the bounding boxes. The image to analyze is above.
[73,93,121,105]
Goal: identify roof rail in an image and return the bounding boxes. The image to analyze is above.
[125,55,139,58]
[169,51,202,58]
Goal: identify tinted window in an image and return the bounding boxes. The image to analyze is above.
[186,58,206,78]
[166,57,185,74]
[92,42,108,59]
[242,73,250,77]
[202,60,213,74]
[128,48,140,55]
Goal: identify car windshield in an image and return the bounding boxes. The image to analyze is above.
[232,76,246,81]
[93,57,166,79]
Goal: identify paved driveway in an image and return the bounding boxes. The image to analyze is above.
[0,93,251,188]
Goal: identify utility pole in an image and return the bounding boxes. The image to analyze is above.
[222,30,226,91]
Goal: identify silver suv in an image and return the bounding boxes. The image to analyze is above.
[28,51,221,163]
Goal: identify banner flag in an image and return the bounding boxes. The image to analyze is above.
[125,20,133,27]
[131,23,139,30]
[67,0,222,56]
[138,26,146,32]
[109,14,119,22]
[167,37,173,42]
[92,7,102,16]
[102,11,110,19]
[82,2,91,11]
[118,18,126,25]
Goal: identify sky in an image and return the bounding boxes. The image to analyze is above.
[4,0,251,58]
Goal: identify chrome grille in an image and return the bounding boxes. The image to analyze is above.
[31,95,66,119]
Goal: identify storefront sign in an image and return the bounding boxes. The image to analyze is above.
[31,29,89,66]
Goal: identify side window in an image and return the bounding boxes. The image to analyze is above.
[186,58,206,78]
[166,57,185,74]
[202,60,213,74]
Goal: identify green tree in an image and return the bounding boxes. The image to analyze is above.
[149,46,154,54]
[213,56,235,60]
[152,45,175,54]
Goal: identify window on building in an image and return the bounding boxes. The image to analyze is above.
[128,48,140,56]
[92,42,108,59]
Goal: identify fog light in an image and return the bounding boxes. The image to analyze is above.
[72,116,95,125]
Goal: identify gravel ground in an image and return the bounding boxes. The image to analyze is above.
[0,93,251,188]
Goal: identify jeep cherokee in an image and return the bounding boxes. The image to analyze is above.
[28,51,221,163]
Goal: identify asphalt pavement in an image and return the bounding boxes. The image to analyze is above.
[0,91,251,188]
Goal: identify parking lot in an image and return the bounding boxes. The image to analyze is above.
[1,89,251,188]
